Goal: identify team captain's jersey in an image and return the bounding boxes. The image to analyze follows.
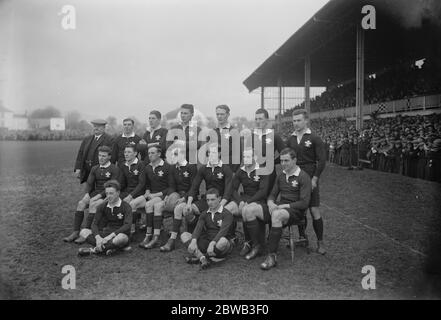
[86,162,120,196]
[287,128,326,178]
[268,167,311,211]
[232,164,270,204]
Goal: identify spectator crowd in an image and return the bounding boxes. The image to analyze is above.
[278,113,441,183]
[283,57,441,115]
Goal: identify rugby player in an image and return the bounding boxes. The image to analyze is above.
[78,180,132,256]
[160,145,198,252]
[119,144,147,236]
[261,148,311,270]
[231,148,271,260]
[138,110,168,162]
[183,144,233,233]
[137,145,174,249]
[64,146,120,243]
[287,109,327,254]
[111,118,142,166]
[181,188,235,270]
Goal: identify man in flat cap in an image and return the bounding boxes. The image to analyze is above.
[74,119,114,184]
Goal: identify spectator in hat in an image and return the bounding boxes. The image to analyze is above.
[74,119,114,184]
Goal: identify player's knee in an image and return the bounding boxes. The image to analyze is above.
[79,228,92,239]
[215,237,229,251]
[271,210,283,223]
[180,232,192,244]
[77,200,86,211]
[310,207,321,219]
[112,233,129,247]
[174,206,183,219]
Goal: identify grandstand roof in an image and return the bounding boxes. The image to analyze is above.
[243,0,441,92]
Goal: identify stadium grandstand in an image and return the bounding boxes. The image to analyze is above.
[243,0,441,182]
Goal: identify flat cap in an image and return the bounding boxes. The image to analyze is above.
[91,119,107,125]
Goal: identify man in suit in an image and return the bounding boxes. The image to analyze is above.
[74,119,114,184]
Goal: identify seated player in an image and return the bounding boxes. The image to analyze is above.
[77,180,132,256]
[183,144,233,233]
[181,188,236,270]
[118,144,147,236]
[138,145,174,249]
[63,146,120,243]
[230,148,271,260]
[159,145,198,252]
[261,148,311,270]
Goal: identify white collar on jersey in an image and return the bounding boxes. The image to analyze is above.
[282,166,301,181]
[125,157,139,167]
[100,161,111,168]
[107,198,122,209]
[122,132,135,138]
[291,128,312,136]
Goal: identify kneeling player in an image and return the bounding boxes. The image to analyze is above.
[231,148,270,260]
[181,188,235,270]
[260,148,311,270]
[78,180,132,256]
[63,146,120,243]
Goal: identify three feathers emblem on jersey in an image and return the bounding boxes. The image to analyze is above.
[157,170,164,177]
[183,171,189,178]
[105,172,111,178]
[291,180,298,187]
[117,213,123,220]
[305,140,312,147]
[217,172,224,179]
[253,175,260,182]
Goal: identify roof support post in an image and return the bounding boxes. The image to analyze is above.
[356,25,365,131]
[304,55,311,114]
[261,86,265,109]
[278,78,282,129]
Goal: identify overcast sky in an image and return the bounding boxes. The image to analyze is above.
[0,0,328,122]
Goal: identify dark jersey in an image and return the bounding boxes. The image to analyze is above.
[268,168,311,211]
[131,160,174,196]
[189,163,233,201]
[213,124,242,171]
[192,207,235,242]
[86,163,120,196]
[232,165,270,204]
[171,161,198,199]
[140,127,168,161]
[167,123,202,164]
[287,129,326,178]
[111,134,142,165]
[92,200,132,236]
[119,159,147,197]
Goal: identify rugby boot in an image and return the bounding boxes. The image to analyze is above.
[245,245,262,260]
[78,247,96,257]
[185,256,200,264]
[317,241,327,255]
[74,235,87,244]
[63,231,79,243]
[239,241,251,257]
[199,256,211,270]
[138,234,152,248]
[142,235,160,249]
[160,238,175,252]
[260,253,277,270]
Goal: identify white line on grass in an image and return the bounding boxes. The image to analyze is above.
[321,202,427,258]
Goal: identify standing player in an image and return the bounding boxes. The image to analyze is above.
[214,104,241,172]
[230,148,271,260]
[138,111,168,162]
[183,144,233,232]
[137,146,174,249]
[119,144,147,236]
[159,145,198,252]
[74,119,114,184]
[64,146,120,243]
[167,104,202,164]
[261,148,311,270]
[181,188,236,270]
[77,180,132,256]
[111,118,142,166]
[287,109,327,254]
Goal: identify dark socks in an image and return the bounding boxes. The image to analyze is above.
[313,218,324,241]
[85,213,95,229]
[74,211,84,231]
[245,220,260,247]
[146,213,154,229]
[153,216,163,231]
[172,218,182,233]
[267,227,283,253]
[298,215,307,238]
